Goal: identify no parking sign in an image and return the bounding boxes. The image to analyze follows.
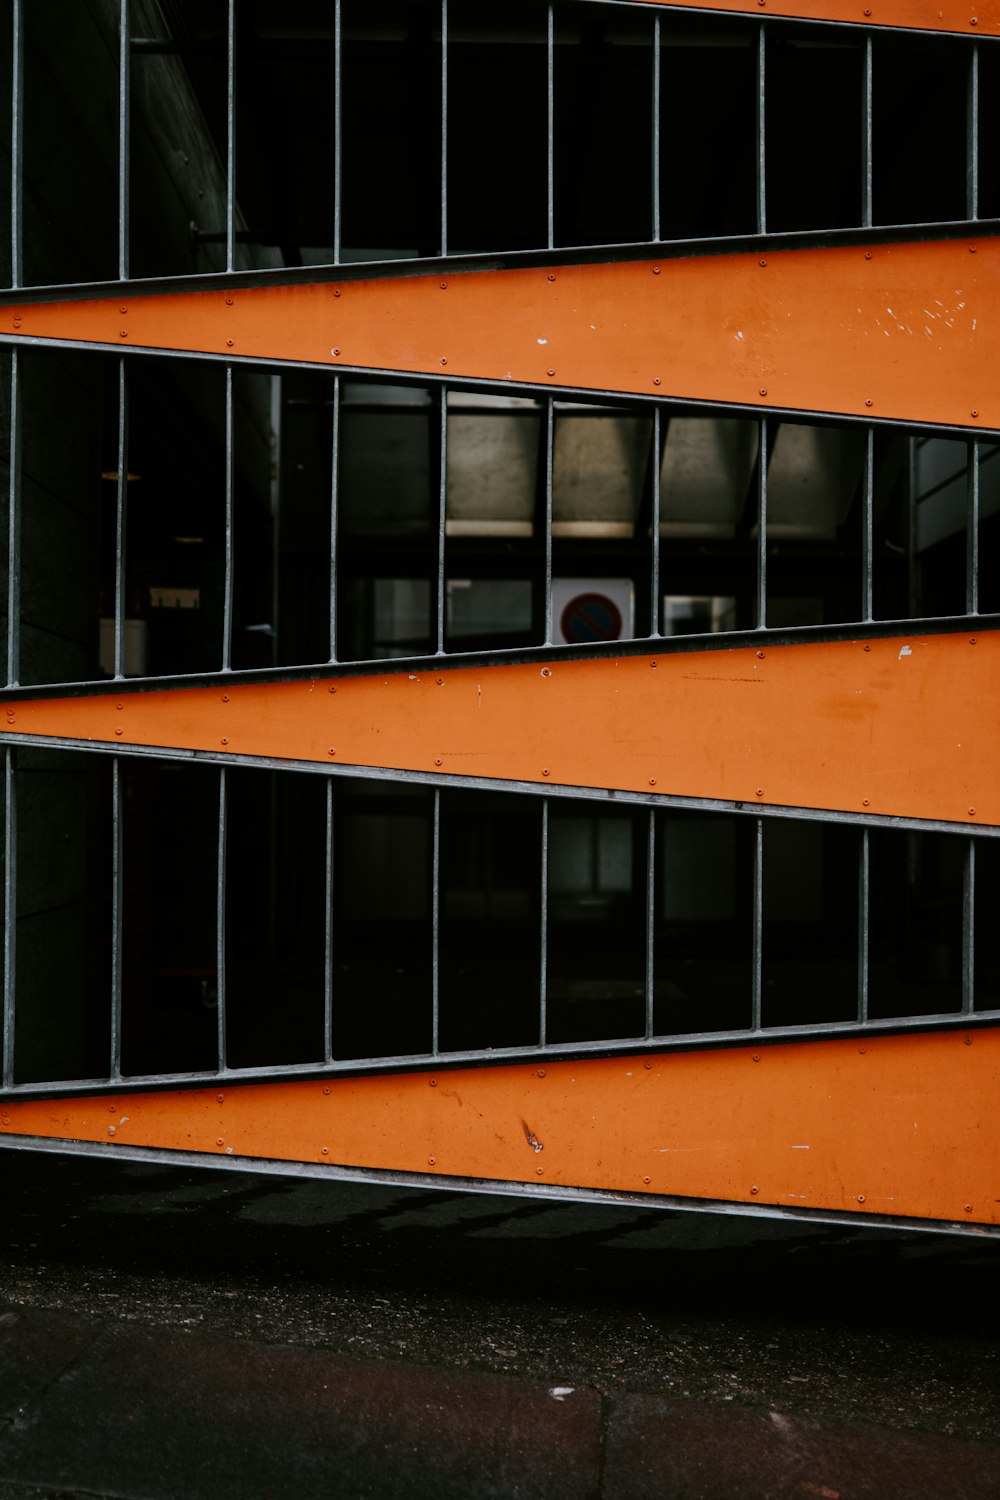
[551,578,633,646]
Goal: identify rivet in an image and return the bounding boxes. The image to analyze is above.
[756,649,765,659]
[971,410,979,419]
[13,317,21,325]
[430,1079,437,1086]
[969,244,977,252]
[217,1138,224,1146]
[649,778,656,786]
[334,288,341,297]
[971,15,978,22]
[643,1176,651,1184]
[440,357,448,365]
[221,736,229,745]
[109,1104,117,1113]
[865,398,873,407]
[859,1046,866,1054]
[650,660,657,668]
[964,1037,973,1046]
[752,1053,760,1062]
[863,798,870,807]
[750,1185,759,1193]
[225,296,234,306]
[437,677,444,685]
[969,807,976,816]
[644,1060,653,1070]
[332,348,340,356]
[652,265,661,275]
[116,701,124,710]
[966,1203,974,1211]
[864,643,871,651]
[970,637,977,645]
[226,339,234,348]
[440,281,448,289]
[328,748,336,756]
[538,1069,546,1078]
[221,693,230,702]
[542,768,550,776]
[540,667,552,678]
[120,329,128,337]
[653,377,661,386]
[537,1167,544,1175]
[120,304,128,314]
[864,5,871,12]
[857,1194,866,1203]
[322,1147,329,1155]
[435,757,443,766]
[547,368,555,377]
[547,273,556,282]
[217,1094,224,1102]
[329,684,337,692]
[759,387,767,397]
[115,727,123,736]
[428,1156,436,1165]
[323,1086,331,1094]
[865,250,872,259]
[759,258,767,267]
[756,787,764,797]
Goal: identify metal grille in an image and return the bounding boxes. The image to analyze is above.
[1,0,999,1099]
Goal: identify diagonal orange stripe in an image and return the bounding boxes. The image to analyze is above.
[2,238,996,429]
[2,1027,997,1225]
[632,0,997,37]
[1,631,995,826]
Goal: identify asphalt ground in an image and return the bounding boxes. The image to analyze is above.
[1,1148,999,1498]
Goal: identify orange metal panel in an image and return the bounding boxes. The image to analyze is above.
[632,0,999,38]
[2,1028,997,1226]
[3,237,998,429]
[2,630,996,826]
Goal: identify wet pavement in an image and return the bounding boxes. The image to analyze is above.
[1,1149,999,1498]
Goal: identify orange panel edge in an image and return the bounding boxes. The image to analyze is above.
[2,1027,998,1229]
[631,0,999,38]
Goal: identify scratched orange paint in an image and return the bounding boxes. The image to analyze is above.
[1,631,996,827]
[1,1028,997,1225]
[631,0,999,37]
[3,238,997,430]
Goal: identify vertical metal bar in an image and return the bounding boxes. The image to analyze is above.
[649,406,661,638]
[223,364,234,671]
[324,778,334,1062]
[118,0,130,282]
[328,374,340,662]
[862,426,874,622]
[216,768,228,1070]
[440,0,448,258]
[857,827,869,1023]
[547,3,555,250]
[539,797,549,1046]
[755,22,766,236]
[966,440,980,617]
[431,788,441,1055]
[10,0,24,290]
[862,33,873,229]
[333,0,342,265]
[755,419,767,631]
[651,16,661,243]
[967,42,979,223]
[114,361,128,680]
[110,759,123,1080]
[226,0,236,274]
[2,748,15,1088]
[543,396,554,644]
[436,389,447,655]
[6,352,21,688]
[962,838,975,1014]
[645,810,656,1039]
[751,818,763,1030]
